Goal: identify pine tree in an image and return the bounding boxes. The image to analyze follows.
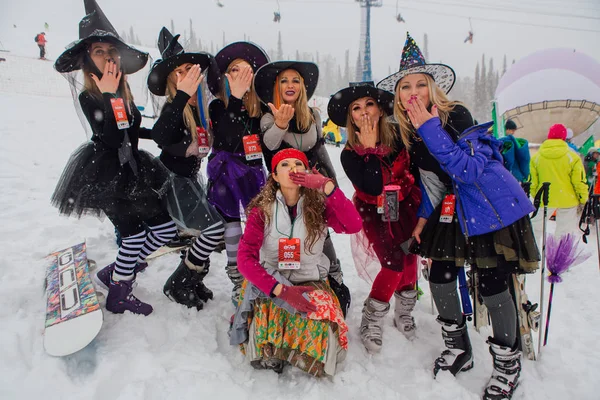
[296,50,300,61]
[423,33,429,61]
[222,32,226,48]
[502,54,507,76]
[344,49,350,84]
[188,19,197,51]
[487,57,495,106]
[170,19,175,35]
[474,62,481,121]
[480,54,487,121]
[129,26,136,45]
[121,30,128,43]
[355,51,362,81]
[276,32,283,61]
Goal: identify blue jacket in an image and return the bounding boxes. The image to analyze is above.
[499,135,530,182]
[418,118,535,237]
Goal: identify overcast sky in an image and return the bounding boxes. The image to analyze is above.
[1,0,599,82]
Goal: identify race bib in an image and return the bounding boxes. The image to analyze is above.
[278,238,301,270]
[110,98,130,130]
[243,134,263,160]
[197,127,210,156]
[439,194,456,223]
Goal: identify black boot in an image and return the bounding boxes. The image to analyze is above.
[163,258,211,310]
[483,338,521,400]
[192,259,213,302]
[433,316,474,377]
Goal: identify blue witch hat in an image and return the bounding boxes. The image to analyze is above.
[377,32,455,94]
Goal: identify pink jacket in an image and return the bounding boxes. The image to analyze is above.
[238,187,362,294]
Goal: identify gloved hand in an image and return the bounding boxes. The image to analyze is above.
[289,167,333,191]
[278,285,317,313]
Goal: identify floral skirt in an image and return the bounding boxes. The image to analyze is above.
[240,280,347,377]
[418,202,540,272]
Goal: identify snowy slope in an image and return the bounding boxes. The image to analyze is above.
[0,54,598,400]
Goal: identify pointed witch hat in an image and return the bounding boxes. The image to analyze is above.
[55,0,148,74]
[147,27,216,96]
[377,32,455,94]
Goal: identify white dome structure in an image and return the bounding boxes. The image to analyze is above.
[495,48,600,143]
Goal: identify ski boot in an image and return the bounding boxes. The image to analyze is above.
[483,338,521,400]
[433,316,474,377]
[359,297,390,353]
[393,290,418,340]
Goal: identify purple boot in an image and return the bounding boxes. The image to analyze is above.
[105,277,153,316]
[96,262,149,290]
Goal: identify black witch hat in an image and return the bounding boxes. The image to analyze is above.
[54,0,148,74]
[147,27,216,96]
[254,61,319,105]
[327,81,395,127]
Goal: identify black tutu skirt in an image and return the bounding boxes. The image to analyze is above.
[418,202,540,273]
[51,142,170,220]
[164,173,224,236]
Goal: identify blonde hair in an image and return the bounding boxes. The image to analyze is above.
[165,75,205,142]
[393,74,461,150]
[218,58,262,119]
[272,69,314,132]
[82,64,133,108]
[345,99,398,152]
[246,175,326,253]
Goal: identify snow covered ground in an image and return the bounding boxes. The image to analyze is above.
[0,52,598,400]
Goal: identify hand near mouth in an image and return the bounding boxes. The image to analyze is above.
[268,103,295,130]
[225,65,253,100]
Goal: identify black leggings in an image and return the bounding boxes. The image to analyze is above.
[429,258,516,297]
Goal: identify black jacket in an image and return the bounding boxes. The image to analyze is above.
[151,90,202,178]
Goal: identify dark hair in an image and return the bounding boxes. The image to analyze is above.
[505,119,517,131]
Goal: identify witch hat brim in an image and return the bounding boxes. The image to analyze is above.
[254,61,319,105]
[376,63,456,94]
[54,0,147,74]
[208,41,270,96]
[327,84,395,127]
[147,53,215,96]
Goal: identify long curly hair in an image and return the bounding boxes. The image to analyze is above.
[393,74,461,150]
[246,175,326,253]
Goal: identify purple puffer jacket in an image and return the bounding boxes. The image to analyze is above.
[417,118,534,237]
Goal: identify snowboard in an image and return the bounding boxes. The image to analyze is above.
[146,237,193,260]
[510,274,540,361]
[43,242,103,356]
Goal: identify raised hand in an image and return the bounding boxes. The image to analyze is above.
[176,64,204,97]
[268,102,295,130]
[278,285,317,313]
[355,113,378,148]
[90,59,121,94]
[406,96,438,130]
[225,64,253,99]
[289,167,333,191]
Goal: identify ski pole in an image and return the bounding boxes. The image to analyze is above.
[543,282,555,346]
[537,182,551,358]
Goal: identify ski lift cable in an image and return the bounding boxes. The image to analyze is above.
[267,0,600,20]
[392,0,600,21]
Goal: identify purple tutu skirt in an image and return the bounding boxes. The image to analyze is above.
[207,150,266,219]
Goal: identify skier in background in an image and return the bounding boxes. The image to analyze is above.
[35,32,47,60]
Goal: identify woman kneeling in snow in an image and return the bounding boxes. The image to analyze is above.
[230,148,362,376]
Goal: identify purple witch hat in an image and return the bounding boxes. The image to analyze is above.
[376,32,455,94]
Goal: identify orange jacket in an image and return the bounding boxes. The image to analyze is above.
[36,34,47,45]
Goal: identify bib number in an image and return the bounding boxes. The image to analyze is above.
[243,134,263,160]
[439,194,456,223]
[110,98,130,130]
[377,185,400,222]
[197,127,210,156]
[278,238,301,270]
